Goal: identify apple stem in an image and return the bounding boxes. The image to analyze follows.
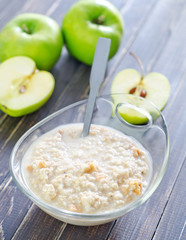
[22,24,32,34]
[130,52,145,79]
[93,15,105,25]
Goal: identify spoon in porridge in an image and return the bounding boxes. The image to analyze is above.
[82,37,111,137]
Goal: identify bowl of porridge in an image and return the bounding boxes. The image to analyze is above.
[10,94,169,226]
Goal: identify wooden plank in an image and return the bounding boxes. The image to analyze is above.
[0,1,28,24]
[0,179,33,240]
[152,158,186,240]
[1,0,160,239]
[11,205,67,240]
[57,223,115,240]
[0,0,56,26]
[0,113,7,126]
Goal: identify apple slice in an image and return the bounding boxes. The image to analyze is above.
[118,106,149,125]
[111,52,170,124]
[0,56,55,117]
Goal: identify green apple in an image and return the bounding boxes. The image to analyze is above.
[0,13,63,70]
[111,52,171,124]
[62,0,124,65]
[0,56,55,117]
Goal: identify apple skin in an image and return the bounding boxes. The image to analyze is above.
[0,13,63,70]
[62,0,124,65]
[118,107,149,125]
[0,86,54,117]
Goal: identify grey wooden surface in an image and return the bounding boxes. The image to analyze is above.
[0,0,185,239]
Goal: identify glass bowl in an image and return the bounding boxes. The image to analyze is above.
[10,94,169,226]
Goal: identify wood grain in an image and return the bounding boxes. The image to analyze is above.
[0,180,33,240]
[153,158,186,240]
[12,205,67,240]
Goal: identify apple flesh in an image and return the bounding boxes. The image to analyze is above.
[0,56,55,117]
[111,56,170,124]
[0,13,63,70]
[62,0,124,65]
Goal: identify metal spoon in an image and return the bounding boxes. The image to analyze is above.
[82,37,111,137]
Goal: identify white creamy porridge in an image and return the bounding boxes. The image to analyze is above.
[22,124,152,214]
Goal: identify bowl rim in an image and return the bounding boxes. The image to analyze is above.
[10,93,170,220]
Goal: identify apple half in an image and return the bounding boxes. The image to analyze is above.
[0,56,55,117]
[111,53,170,124]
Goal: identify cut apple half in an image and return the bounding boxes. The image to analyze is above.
[0,56,55,117]
[111,52,170,124]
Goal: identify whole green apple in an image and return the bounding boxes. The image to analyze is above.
[62,0,124,65]
[0,13,63,70]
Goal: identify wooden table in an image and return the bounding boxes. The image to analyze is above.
[0,0,185,239]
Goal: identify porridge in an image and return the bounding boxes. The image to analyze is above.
[22,124,152,214]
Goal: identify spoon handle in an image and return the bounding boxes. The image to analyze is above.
[82,37,111,137]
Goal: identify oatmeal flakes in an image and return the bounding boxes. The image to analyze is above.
[42,184,56,200]
[69,204,81,212]
[58,129,63,135]
[38,160,46,168]
[130,180,142,195]
[121,185,129,196]
[133,148,140,158]
[84,162,97,173]
[27,165,33,172]
[95,173,106,180]
[23,124,151,214]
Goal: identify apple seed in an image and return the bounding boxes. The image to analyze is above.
[140,89,147,98]
[19,85,26,94]
[129,87,137,94]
